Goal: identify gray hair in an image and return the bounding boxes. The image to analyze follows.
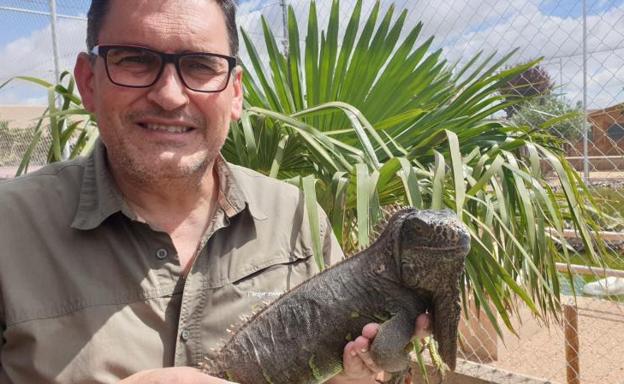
[86,0,239,56]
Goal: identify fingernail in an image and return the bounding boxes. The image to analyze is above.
[360,348,368,353]
[350,350,357,357]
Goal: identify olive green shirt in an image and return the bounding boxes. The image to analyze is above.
[0,142,343,383]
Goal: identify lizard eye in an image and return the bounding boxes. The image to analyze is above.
[400,216,430,249]
[412,218,428,233]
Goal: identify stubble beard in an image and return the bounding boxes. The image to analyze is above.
[103,127,227,190]
[111,143,216,186]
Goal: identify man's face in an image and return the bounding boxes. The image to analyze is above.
[75,0,243,183]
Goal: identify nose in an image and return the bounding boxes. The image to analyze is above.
[146,63,189,111]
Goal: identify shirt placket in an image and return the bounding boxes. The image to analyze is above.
[174,208,232,367]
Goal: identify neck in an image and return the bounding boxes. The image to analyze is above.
[110,159,220,234]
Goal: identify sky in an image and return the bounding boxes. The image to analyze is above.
[0,0,623,109]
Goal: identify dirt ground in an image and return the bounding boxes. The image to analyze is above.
[0,105,46,128]
[460,295,624,384]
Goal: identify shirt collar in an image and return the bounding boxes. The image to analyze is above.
[71,140,260,230]
[71,140,126,230]
[216,159,268,222]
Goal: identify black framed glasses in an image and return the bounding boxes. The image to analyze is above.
[90,45,237,93]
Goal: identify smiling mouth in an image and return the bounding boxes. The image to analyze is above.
[138,123,194,133]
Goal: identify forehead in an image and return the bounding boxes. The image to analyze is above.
[99,0,229,53]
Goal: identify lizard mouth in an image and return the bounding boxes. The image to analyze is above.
[411,227,471,256]
[413,244,470,253]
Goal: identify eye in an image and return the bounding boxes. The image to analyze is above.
[108,48,159,68]
[120,54,154,64]
[181,55,228,76]
[413,219,428,232]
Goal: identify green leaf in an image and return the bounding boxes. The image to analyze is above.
[302,175,324,270]
[47,88,62,162]
[269,135,289,178]
[286,6,304,110]
[304,1,320,108]
[330,172,349,243]
[397,157,423,208]
[356,163,371,247]
[431,151,445,210]
[446,130,465,215]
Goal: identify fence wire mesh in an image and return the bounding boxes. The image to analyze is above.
[1,1,623,383]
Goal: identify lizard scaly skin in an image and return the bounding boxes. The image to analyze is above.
[202,208,470,384]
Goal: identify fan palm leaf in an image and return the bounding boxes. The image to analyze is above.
[223,0,610,332]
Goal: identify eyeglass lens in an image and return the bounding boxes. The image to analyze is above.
[104,46,231,92]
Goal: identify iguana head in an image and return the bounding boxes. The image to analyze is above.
[394,209,470,285]
[391,208,471,371]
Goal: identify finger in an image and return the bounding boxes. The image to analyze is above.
[164,367,235,384]
[344,341,363,361]
[361,322,380,339]
[353,336,383,373]
[343,341,373,375]
[211,378,237,384]
[376,371,392,383]
[414,313,432,340]
[119,367,235,384]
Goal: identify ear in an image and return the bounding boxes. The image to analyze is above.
[74,52,97,113]
[229,66,244,121]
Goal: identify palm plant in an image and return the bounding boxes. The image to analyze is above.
[4,0,609,335]
[0,72,97,175]
[222,0,608,333]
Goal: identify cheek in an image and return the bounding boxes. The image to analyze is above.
[93,82,119,115]
[92,95,135,143]
[93,85,143,124]
[195,93,234,121]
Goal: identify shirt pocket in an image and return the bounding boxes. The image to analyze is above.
[198,248,321,354]
[230,247,319,301]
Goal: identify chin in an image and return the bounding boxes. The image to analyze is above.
[106,137,221,183]
[145,152,215,180]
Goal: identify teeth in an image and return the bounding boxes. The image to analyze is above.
[144,124,192,133]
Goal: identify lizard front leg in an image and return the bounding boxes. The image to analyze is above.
[369,310,417,373]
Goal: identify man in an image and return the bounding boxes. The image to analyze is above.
[0,0,428,383]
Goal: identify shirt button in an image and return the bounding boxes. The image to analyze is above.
[155,248,168,260]
[180,329,190,341]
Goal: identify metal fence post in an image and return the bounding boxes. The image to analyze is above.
[582,0,589,181]
[49,0,70,160]
[49,0,61,85]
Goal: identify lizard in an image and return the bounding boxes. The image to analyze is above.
[201,208,471,383]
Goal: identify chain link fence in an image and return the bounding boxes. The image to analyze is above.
[1,1,623,383]
[0,0,86,172]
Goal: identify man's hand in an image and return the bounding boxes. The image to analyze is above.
[118,367,234,384]
[328,313,431,384]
